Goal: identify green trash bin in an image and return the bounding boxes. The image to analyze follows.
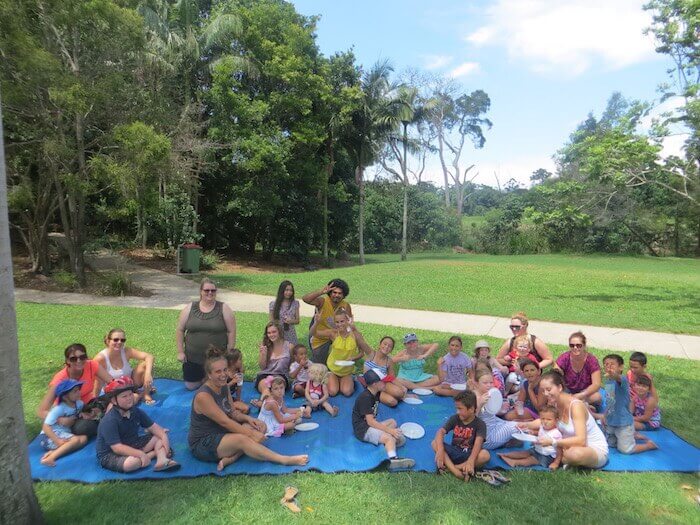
[178,243,202,274]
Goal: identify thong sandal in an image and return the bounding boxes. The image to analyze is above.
[280,498,301,513]
[474,470,502,487]
[283,486,299,501]
[486,469,511,484]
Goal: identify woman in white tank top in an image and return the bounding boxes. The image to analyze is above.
[94,328,156,404]
[520,370,608,469]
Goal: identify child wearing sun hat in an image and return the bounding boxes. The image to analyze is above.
[39,379,89,466]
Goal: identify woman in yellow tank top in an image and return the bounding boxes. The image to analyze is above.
[311,309,370,397]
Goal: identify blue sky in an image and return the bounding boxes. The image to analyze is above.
[291,0,676,188]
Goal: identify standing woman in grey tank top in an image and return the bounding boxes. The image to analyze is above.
[176,278,237,390]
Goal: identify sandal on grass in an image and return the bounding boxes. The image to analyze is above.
[474,470,502,487]
[283,486,299,501]
[486,470,510,484]
[280,498,301,513]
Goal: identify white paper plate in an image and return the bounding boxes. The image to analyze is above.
[334,360,355,367]
[413,388,433,396]
[511,431,538,443]
[400,422,425,439]
[450,383,467,391]
[484,387,503,414]
[403,396,423,405]
[295,422,319,432]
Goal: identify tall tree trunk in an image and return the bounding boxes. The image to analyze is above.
[401,125,408,261]
[674,208,680,257]
[356,165,365,265]
[436,126,450,207]
[0,95,45,524]
[622,220,659,257]
[323,138,334,265]
[402,183,408,261]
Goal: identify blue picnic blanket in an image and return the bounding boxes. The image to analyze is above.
[29,378,700,482]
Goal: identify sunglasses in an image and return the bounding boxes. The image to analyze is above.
[111,338,126,343]
[569,343,584,349]
[202,289,217,293]
[509,325,523,330]
[68,354,88,363]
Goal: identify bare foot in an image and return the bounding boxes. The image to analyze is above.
[332,406,339,417]
[647,441,658,450]
[217,456,238,471]
[40,452,56,467]
[284,454,309,466]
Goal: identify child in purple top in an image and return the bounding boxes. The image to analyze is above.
[434,336,474,397]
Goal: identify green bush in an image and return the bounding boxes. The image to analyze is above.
[52,270,78,290]
[199,250,223,270]
[100,271,133,296]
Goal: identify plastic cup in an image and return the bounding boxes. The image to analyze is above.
[516,400,525,416]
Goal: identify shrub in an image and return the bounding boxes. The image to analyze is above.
[199,250,223,271]
[52,270,78,290]
[100,271,132,296]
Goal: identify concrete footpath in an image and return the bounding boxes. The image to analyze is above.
[14,252,700,360]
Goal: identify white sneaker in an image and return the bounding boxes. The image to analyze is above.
[388,457,415,471]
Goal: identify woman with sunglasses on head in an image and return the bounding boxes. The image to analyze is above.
[176,278,237,391]
[94,328,156,404]
[552,331,603,406]
[496,312,553,370]
[37,343,113,437]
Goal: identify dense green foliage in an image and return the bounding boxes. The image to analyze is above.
[211,252,700,334]
[18,303,700,523]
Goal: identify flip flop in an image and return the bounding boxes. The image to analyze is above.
[153,459,180,472]
[280,497,301,513]
[283,486,299,501]
[486,469,511,484]
[250,399,263,409]
[474,471,502,487]
[144,397,157,405]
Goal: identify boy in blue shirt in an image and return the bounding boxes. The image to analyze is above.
[602,355,657,454]
[96,376,179,472]
[40,379,89,466]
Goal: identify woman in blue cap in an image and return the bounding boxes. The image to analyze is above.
[393,333,441,390]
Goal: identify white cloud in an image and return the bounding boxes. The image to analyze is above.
[421,54,453,70]
[449,61,480,78]
[465,0,658,75]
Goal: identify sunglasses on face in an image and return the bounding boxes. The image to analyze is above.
[202,289,217,294]
[569,343,584,349]
[68,354,88,363]
[111,338,126,343]
[509,325,523,330]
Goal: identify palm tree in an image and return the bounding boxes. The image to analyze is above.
[381,85,431,260]
[347,60,395,264]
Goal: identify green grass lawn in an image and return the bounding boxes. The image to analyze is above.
[209,252,700,335]
[19,303,699,524]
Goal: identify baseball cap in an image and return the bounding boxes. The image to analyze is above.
[403,333,418,344]
[363,369,393,386]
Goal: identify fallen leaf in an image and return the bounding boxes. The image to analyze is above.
[305,507,314,512]
[681,484,693,490]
